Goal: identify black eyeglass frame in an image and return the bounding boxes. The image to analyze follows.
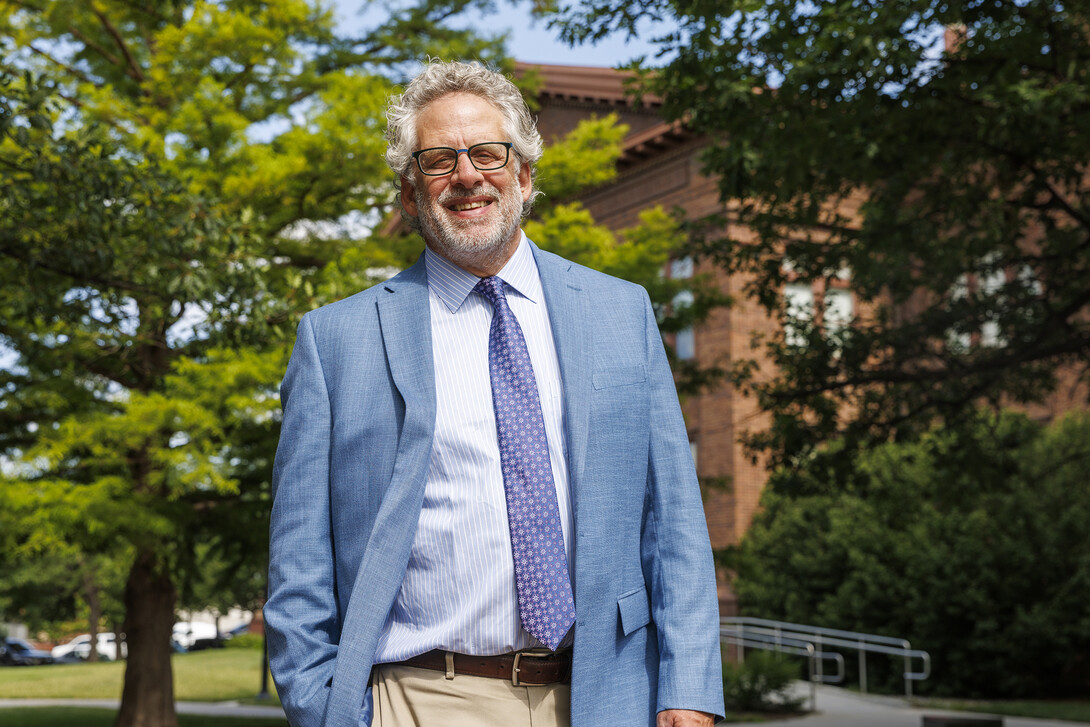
[411,141,514,176]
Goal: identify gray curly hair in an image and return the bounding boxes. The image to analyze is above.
[385,60,544,229]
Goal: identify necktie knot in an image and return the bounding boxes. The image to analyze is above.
[474,276,506,307]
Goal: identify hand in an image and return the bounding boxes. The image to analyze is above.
[656,709,716,727]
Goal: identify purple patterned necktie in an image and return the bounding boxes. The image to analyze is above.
[474,275,576,650]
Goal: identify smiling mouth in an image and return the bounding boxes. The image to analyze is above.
[449,200,492,212]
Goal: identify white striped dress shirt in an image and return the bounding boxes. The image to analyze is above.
[373,233,574,662]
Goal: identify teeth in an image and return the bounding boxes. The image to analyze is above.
[451,201,489,211]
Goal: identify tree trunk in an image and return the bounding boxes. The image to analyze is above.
[82,559,101,663]
[114,621,126,661]
[115,549,178,727]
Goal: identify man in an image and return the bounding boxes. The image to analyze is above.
[266,60,724,727]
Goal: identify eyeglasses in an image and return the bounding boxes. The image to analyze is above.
[411,142,513,176]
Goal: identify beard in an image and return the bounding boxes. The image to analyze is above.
[414,178,525,274]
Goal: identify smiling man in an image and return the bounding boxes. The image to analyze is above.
[265,60,724,727]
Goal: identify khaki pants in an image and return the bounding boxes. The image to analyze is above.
[371,663,571,727]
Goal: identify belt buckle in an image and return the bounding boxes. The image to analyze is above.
[510,648,553,687]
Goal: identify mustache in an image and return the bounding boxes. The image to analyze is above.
[437,185,500,206]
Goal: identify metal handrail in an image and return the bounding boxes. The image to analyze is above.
[720,630,847,711]
[721,617,931,699]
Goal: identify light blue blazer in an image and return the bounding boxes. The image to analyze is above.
[266,241,725,727]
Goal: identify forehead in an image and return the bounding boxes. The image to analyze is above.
[414,92,507,148]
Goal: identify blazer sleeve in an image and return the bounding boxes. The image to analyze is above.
[639,292,726,720]
[266,313,340,727]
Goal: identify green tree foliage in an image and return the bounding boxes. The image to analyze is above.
[534,112,626,202]
[731,410,1090,699]
[0,73,284,723]
[0,2,509,725]
[550,0,1090,466]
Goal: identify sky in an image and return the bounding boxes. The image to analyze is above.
[330,0,666,68]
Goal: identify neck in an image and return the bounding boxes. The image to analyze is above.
[424,232,521,278]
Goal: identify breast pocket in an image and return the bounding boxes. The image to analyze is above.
[617,585,651,636]
[592,364,647,390]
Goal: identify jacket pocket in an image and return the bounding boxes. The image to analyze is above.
[592,364,647,390]
[617,585,651,636]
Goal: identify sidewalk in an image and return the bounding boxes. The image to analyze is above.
[0,698,286,719]
[3,690,1086,726]
[743,684,1088,727]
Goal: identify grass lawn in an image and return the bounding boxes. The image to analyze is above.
[913,697,1090,723]
[0,648,278,704]
[0,707,286,727]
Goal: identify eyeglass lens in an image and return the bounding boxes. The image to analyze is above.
[416,143,509,175]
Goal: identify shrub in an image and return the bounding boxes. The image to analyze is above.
[224,633,264,649]
[733,410,1090,698]
[722,650,806,713]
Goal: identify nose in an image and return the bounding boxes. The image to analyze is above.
[448,149,485,187]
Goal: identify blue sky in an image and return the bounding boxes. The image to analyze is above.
[330,0,666,67]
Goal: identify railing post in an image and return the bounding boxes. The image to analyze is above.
[815,633,823,684]
[859,641,867,694]
[903,642,912,699]
[807,643,817,712]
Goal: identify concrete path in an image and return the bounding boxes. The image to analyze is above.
[0,698,286,719]
[742,684,1088,727]
[3,689,1086,726]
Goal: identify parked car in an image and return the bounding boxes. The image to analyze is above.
[51,633,126,662]
[1,637,54,666]
[171,621,219,651]
[224,620,252,638]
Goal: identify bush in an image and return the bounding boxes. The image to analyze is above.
[733,410,1090,698]
[722,650,806,713]
[224,632,263,649]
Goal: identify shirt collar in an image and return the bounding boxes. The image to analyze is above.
[424,231,543,313]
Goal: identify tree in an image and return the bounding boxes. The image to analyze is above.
[730,409,1090,698]
[0,2,511,725]
[550,0,1090,467]
[0,80,278,725]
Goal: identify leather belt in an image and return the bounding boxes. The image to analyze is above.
[394,648,572,686]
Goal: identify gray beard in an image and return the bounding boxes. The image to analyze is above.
[415,180,524,274]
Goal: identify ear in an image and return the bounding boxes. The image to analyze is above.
[518,163,532,202]
[400,176,418,216]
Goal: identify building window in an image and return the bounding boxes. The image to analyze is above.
[670,257,695,360]
[823,288,854,335]
[673,289,695,360]
[783,283,815,347]
[948,255,1011,351]
[670,256,694,280]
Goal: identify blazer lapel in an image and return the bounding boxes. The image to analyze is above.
[533,243,592,518]
[376,257,436,420]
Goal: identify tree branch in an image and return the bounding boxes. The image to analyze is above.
[66,25,124,69]
[89,2,146,83]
